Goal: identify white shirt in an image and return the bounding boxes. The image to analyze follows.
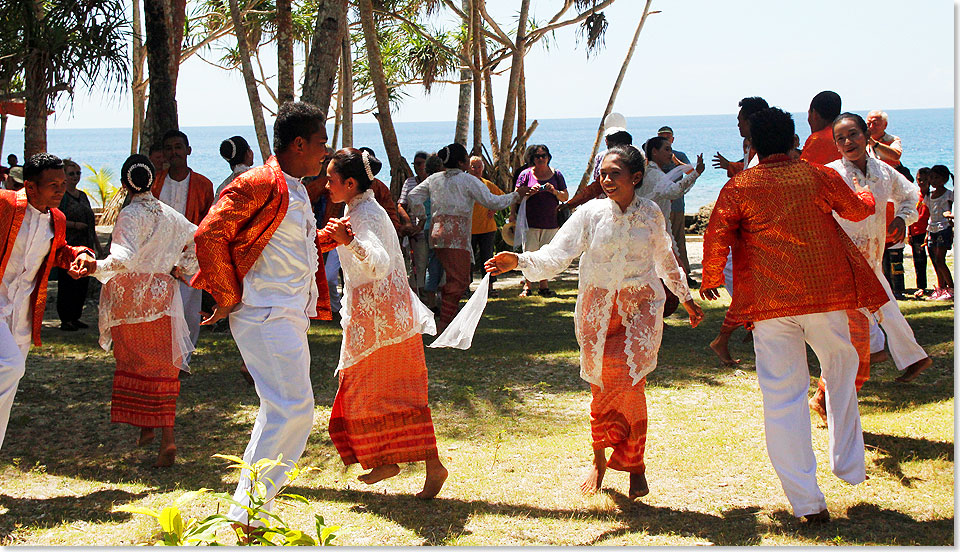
[0,204,53,346]
[925,190,953,234]
[216,164,251,203]
[242,173,320,315]
[640,161,700,225]
[158,172,191,215]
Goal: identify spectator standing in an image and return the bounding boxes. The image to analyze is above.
[398,151,429,295]
[658,126,695,282]
[57,159,104,331]
[148,144,166,173]
[799,91,842,165]
[512,144,569,297]
[909,168,931,297]
[216,135,255,200]
[924,164,954,300]
[468,155,503,297]
[4,167,23,191]
[866,110,903,168]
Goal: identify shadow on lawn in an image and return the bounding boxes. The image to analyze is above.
[768,503,953,545]
[0,489,143,542]
[863,431,954,487]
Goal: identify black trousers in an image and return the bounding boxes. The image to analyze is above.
[882,247,905,298]
[471,231,497,283]
[56,269,89,323]
[909,234,927,290]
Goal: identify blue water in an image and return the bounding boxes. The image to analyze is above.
[4,108,953,210]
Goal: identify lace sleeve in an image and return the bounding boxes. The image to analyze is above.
[517,207,588,282]
[889,167,920,227]
[648,206,692,302]
[93,209,142,283]
[343,211,391,280]
[468,175,517,211]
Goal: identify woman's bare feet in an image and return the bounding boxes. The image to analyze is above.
[809,388,827,426]
[155,427,176,468]
[416,457,448,499]
[709,332,739,366]
[580,449,607,494]
[358,464,400,485]
[138,428,155,447]
[628,472,649,499]
[895,356,933,383]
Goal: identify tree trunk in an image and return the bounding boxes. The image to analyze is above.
[131,0,146,154]
[276,0,295,104]
[141,0,184,152]
[478,16,499,162]
[228,0,271,160]
[23,54,48,158]
[453,0,472,146]
[301,0,347,120]
[516,58,526,148]
[358,0,410,199]
[578,0,653,189]
[470,0,482,154]
[340,34,353,147]
[497,0,529,159]
[332,71,343,148]
[0,114,7,161]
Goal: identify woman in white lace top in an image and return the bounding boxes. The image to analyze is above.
[406,143,527,328]
[323,148,447,499]
[486,146,703,500]
[640,136,704,244]
[87,154,198,468]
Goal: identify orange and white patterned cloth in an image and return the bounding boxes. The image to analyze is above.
[111,317,180,428]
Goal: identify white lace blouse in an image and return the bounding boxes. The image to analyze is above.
[93,193,198,364]
[826,157,919,269]
[517,194,692,388]
[406,168,518,251]
[640,161,700,228]
[336,189,436,373]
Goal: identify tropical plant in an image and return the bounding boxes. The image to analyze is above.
[115,454,339,546]
[82,164,119,209]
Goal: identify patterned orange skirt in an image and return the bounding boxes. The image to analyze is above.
[111,317,180,428]
[329,334,439,469]
[589,303,648,474]
[818,309,871,393]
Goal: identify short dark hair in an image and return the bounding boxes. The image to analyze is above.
[274,101,325,153]
[603,145,646,179]
[748,107,795,157]
[330,148,382,192]
[810,91,841,121]
[148,143,162,154]
[439,142,469,169]
[412,151,428,162]
[524,144,551,165]
[642,136,669,160]
[6,154,17,165]
[831,112,868,137]
[605,130,633,148]
[425,153,444,174]
[738,96,769,118]
[162,129,189,148]
[23,153,64,182]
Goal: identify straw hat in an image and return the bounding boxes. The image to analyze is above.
[500,221,516,247]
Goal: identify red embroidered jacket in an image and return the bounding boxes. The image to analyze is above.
[153,169,215,226]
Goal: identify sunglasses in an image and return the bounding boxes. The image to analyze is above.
[532,153,549,159]
[66,171,80,176]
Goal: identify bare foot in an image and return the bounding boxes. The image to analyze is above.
[155,444,177,468]
[895,356,933,383]
[870,350,890,364]
[809,388,827,427]
[580,449,607,494]
[803,509,830,524]
[138,428,155,447]
[358,464,400,485]
[709,335,740,366]
[629,472,649,499]
[416,458,448,499]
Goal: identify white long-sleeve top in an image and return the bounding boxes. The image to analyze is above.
[0,204,53,348]
[406,168,518,251]
[517,193,692,388]
[639,161,700,227]
[826,157,919,269]
[93,192,198,360]
[337,189,436,373]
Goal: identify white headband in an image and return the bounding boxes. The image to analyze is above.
[438,146,451,165]
[125,163,153,192]
[361,150,375,181]
[224,138,236,161]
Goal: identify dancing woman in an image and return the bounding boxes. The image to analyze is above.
[87,154,198,467]
[324,148,447,499]
[486,146,703,499]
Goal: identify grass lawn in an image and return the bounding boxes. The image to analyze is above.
[0,245,952,545]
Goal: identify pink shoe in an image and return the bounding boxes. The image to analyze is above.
[928,288,944,300]
[941,288,954,301]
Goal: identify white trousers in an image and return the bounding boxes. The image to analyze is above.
[723,251,734,298]
[179,281,202,370]
[324,249,342,313]
[753,310,865,517]
[868,272,927,370]
[0,321,32,451]
[227,304,314,525]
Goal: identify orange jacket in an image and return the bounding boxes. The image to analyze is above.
[799,127,841,166]
[152,169,215,226]
[703,155,887,325]
[0,189,93,345]
[191,157,333,320]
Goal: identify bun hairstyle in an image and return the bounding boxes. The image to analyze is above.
[930,164,954,184]
[330,147,382,192]
[642,136,669,160]
[603,145,646,182]
[121,154,156,193]
[219,135,251,168]
[832,112,868,135]
[438,142,468,169]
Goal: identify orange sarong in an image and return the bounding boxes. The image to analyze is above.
[110,317,180,428]
[818,309,871,393]
[589,303,648,474]
[329,334,439,469]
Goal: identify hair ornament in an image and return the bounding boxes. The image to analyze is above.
[361,150,376,181]
[125,162,153,192]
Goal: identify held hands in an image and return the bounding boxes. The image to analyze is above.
[324,216,355,245]
[68,253,96,279]
[484,252,519,276]
[200,302,237,326]
[712,152,730,171]
[682,299,704,328]
[699,287,722,301]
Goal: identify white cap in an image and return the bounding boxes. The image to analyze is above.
[603,112,627,132]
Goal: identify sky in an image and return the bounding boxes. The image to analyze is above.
[8,0,956,131]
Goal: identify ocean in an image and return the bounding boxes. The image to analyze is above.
[3,107,953,211]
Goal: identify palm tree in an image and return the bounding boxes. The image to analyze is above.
[0,0,128,158]
[82,164,119,209]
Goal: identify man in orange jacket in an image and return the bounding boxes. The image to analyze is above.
[0,153,94,450]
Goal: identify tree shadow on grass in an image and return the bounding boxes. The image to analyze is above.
[862,431,954,487]
[767,503,953,545]
[0,488,144,542]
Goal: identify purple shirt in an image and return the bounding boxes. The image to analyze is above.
[517,167,567,229]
